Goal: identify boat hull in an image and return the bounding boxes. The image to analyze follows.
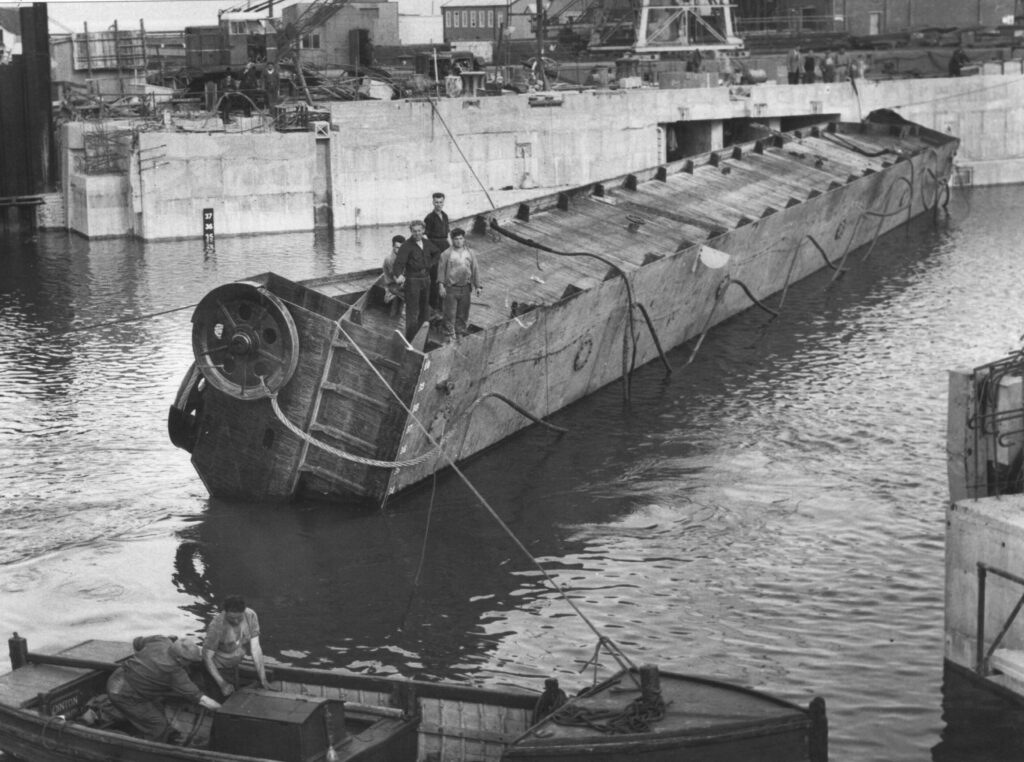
[1,639,824,762]
[172,116,959,503]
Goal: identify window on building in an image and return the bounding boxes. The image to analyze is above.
[470,10,478,27]
[462,11,469,27]
[445,11,452,26]
[301,33,321,49]
[487,10,494,28]
[229,21,246,35]
[454,10,460,27]
[496,11,504,28]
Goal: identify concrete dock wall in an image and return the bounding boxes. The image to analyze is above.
[946,496,1024,692]
[58,72,1024,240]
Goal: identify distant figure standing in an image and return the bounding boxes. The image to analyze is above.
[821,50,836,83]
[423,192,450,315]
[949,47,970,77]
[394,220,441,341]
[835,47,850,80]
[238,61,258,114]
[787,47,801,84]
[438,227,481,342]
[220,67,236,123]
[262,62,280,108]
[851,55,868,80]
[803,52,817,84]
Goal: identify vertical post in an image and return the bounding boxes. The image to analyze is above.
[140,19,148,74]
[9,632,28,669]
[639,664,660,702]
[977,562,988,675]
[84,22,93,82]
[203,207,215,248]
[808,696,828,762]
[535,0,548,89]
[114,20,124,97]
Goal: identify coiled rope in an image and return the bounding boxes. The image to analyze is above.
[550,687,666,734]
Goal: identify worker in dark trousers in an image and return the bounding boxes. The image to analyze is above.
[423,192,450,317]
[393,220,441,341]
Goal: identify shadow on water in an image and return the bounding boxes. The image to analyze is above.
[169,475,614,681]
[932,664,1024,761]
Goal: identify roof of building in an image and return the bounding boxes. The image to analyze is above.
[440,0,510,8]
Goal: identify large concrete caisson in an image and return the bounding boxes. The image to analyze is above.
[169,113,959,504]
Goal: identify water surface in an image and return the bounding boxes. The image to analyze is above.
[2,188,1024,760]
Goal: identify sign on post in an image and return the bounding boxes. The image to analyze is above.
[203,208,215,247]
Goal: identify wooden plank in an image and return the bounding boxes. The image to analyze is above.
[745,150,844,192]
[0,641,132,709]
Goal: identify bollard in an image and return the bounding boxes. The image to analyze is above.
[9,632,28,669]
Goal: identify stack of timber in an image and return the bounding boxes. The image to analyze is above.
[168,111,959,503]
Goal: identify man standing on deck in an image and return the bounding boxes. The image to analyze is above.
[106,635,221,743]
[423,192,451,316]
[438,227,481,343]
[394,220,441,341]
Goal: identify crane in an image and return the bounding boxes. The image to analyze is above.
[218,0,350,104]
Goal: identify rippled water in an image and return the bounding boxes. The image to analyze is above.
[3,188,1024,761]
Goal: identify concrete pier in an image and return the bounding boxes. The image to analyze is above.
[946,495,1024,703]
[52,70,1024,240]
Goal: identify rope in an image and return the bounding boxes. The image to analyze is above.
[324,321,639,678]
[57,303,197,335]
[40,715,67,750]
[488,219,660,400]
[267,392,438,469]
[550,686,666,734]
[426,98,496,210]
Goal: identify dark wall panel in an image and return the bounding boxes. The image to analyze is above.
[0,3,53,198]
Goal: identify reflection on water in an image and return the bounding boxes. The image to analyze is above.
[3,188,1024,760]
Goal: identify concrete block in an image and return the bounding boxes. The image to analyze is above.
[946,496,1024,683]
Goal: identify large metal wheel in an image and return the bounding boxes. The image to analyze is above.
[191,281,299,400]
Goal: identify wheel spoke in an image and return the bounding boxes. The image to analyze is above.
[257,347,284,364]
[197,343,230,357]
[217,300,237,328]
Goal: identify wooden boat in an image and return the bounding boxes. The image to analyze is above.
[1,635,827,761]
[169,112,959,503]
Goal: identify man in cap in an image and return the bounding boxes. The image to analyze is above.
[106,634,221,743]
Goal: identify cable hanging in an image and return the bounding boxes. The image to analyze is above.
[326,317,640,682]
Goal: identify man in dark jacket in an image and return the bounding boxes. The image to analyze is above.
[423,192,450,314]
[106,635,221,742]
[393,220,441,341]
[949,48,970,77]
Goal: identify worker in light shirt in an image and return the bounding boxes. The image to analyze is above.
[437,227,481,343]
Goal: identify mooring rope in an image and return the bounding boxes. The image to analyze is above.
[321,319,640,681]
[427,98,497,210]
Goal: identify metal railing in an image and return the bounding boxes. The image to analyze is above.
[967,353,1024,497]
[976,562,1024,676]
[735,15,846,36]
